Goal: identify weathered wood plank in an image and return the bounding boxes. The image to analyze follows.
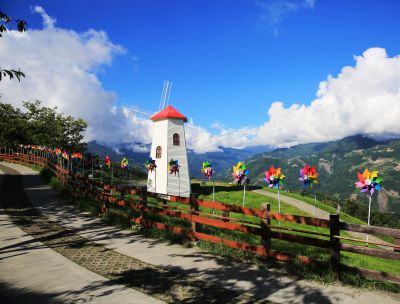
[340,222,400,238]
[341,243,400,260]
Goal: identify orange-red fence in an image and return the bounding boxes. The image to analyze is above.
[1,151,400,284]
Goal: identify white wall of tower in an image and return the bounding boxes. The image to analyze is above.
[147,119,168,194]
[147,118,191,197]
[166,119,191,197]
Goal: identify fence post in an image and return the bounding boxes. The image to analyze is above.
[139,186,148,222]
[190,194,199,236]
[260,203,272,252]
[221,209,230,222]
[394,237,400,253]
[330,213,341,280]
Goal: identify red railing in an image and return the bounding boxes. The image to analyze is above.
[1,151,400,284]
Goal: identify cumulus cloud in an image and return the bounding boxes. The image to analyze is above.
[185,47,400,151]
[253,48,400,147]
[0,6,152,149]
[255,0,315,35]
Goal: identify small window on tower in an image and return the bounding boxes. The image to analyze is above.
[156,146,162,158]
[173,133,180,146]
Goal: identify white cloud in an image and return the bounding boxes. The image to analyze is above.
[182,47,400,152]
[33,5,56,29]
[254,48,400,147]
[255,0,315,35]
[204,47,400,149]
[0,6,152,149]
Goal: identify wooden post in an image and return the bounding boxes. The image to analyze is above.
[394,237,400,253]
[221,210,230,222]
[330,213,341,280]
[260,203,272,251]
[139,186,148,221]
[190,194,199,235]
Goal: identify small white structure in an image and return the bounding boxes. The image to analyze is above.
[147,106,191,197]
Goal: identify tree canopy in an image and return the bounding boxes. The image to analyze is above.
[0,101,87,152]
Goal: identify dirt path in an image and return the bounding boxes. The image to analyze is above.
[252,189,394,250]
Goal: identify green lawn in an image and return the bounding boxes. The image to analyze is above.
[196,183,400,277]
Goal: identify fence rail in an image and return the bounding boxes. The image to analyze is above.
[1,151,400,284]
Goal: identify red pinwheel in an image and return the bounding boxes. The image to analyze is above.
[264,166,285,189]
[299,165,318,187]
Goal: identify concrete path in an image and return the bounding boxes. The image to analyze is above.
[1,161,400,304]
[252,189,394,249]
[0,163,164,304]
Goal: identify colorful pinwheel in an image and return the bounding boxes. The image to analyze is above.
[264,166,285,189]
[201,161,214,180]
[55,148,62,156]
[355,168,382,196]
[62,151,69,160]
[71,152,82,159]
[299,165,318,187]
[145,157,157,172]
[104,155,111,168]
[232,162,250,185]
[168,159,179,175]
[120,157,129,172]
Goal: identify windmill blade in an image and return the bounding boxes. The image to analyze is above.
[166,82,172,107]
[122,105,153,118]
[159,80,167,111]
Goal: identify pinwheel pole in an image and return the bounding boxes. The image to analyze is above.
[278,188,281,214]
[313,185,317,219]
[212,181,215,202]
[178,171,181,197]
[313,184,318,232]
[101,160,104,184]
[367,194,372,243]
[242,184,246,208]
[111,163,114,185]
[82,157,85,177]
[91,156,94,178]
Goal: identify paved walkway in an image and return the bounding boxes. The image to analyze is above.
[1,162,399,303]
[0,163,164,304]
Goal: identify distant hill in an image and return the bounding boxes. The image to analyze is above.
[237,135,400,213]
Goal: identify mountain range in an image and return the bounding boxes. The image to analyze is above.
[87,135,400,213]
[241,135,400,213]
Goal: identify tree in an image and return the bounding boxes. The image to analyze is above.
[0,101,87,152]
[0,11,27,81]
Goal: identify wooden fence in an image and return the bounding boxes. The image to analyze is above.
[1,151,400,284]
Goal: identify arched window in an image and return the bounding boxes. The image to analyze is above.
[156,146,162,158]
[173,133,180,146]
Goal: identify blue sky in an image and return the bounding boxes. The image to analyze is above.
[2,1,400,152]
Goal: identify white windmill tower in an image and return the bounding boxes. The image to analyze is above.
[147,104,191,197]
[133,81,188,198]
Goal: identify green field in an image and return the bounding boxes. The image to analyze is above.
[195,182,400,278]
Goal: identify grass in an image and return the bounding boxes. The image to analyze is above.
[40,167,72,197]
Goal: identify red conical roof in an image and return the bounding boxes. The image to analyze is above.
[150,105,188,122]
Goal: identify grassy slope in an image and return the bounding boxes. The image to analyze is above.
[197,183,400,277]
